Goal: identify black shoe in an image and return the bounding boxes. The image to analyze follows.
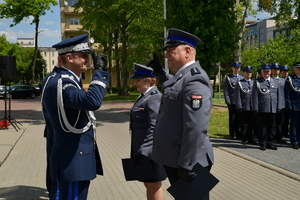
[248,140,258,145]
[292,144,299,150]
[266,145,278,150]
[276,139,287,144]
[259,145,266,150]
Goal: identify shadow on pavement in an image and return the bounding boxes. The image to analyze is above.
[0,185,48,199]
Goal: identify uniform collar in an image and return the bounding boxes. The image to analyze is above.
[175,60,195,77]
[142,86,154,96]
[61,66,81,81]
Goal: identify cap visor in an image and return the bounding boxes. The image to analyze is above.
[130,74,146,79]
[161,42,183,50]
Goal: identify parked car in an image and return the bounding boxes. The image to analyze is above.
[0,85,7,98]
[4,85,40,99]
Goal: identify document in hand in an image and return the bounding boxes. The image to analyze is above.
[167,163,219,200]
[121,157,155,181]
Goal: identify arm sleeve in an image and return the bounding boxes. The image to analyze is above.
[178,76,212,169]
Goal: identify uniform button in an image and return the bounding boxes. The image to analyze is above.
[80,152,83,155]
[103,77,107,80]
[188,162,192,166]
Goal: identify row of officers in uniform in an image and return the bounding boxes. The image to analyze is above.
[224,62,300,150]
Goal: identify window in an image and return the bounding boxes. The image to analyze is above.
[68,0,78,6]
[259,27,263,47]
[70,18,80,25]
[52,51,54,56]
[81,72,86,80]
[44,52,47,56]
[52,60,55,65]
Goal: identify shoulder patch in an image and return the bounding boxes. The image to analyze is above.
[150,90,158,95]
[191,67,201,76]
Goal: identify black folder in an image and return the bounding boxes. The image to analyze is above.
[167,163,219,200]
[121,157,155,181]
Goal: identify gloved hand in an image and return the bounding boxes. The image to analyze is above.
[237,109,242,113]
[134,150,143,166]
[146,53,164,75]
[92,50,107,71]
[277,109,282,113]
[178,167,197,182]
[288,107,292,114]
[226,103,231,108]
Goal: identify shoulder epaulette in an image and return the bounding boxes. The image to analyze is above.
[191,67,201,76]
[150,90,158,95]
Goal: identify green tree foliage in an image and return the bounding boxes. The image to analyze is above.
[241,29,300,73]
[0,34,45,85]
[258,0,300,29]
[74,0,164,95]
[166,0,239,75]
[0,0,57,85]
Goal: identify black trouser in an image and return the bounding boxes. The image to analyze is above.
[163,165,212,200]
[257,112,276,146]
[274,109,285,141]
[282,108,290,137]
[239,111,254,142]
[228,104,240,139]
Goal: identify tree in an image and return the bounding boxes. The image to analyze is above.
[258,0,300,30]
[166,1,239,74]
[241,29,300,73]
[0,34,45,84]
[74,0,164,95]
[0,0,57,85]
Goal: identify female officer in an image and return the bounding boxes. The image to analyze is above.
[129,63,166,200]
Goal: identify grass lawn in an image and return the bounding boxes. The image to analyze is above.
[208,107,229,138]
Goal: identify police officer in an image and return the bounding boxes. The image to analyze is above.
[234,66,256,145]
[42,34,110,200]
[284,62,300,149]
[252,64,284,150]
[41,64,61,195]
[271,63,286,143]
[224,62,243,139]
[129,63,166,200]
[280,65,290,138]
[148,28,214,200]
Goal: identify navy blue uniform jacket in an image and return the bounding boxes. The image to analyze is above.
[42,67,109,182]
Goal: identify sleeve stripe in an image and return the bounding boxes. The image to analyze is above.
[90,80,107,88]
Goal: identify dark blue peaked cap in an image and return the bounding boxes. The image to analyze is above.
[162,28,201,50]
[293,62,300,68]
[271,63,281,69]
[261,63,271,70]
[130,63,154,79]
[280,65,289,71]
[52,34,92,55]
[232,61,241,67]
[242,66,252,72]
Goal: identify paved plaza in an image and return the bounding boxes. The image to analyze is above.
[0,100,300,199]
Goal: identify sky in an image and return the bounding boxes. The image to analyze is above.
[0,1,270,48]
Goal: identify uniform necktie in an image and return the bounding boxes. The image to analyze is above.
[267,80,270,86]
[136,93,144,103]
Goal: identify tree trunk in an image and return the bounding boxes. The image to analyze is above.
[121,25,128,96]
[31,15,39,86]
[235,0,251,62]
[114,29,121,95]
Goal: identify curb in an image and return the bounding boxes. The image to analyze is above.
[217,146,300,182]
